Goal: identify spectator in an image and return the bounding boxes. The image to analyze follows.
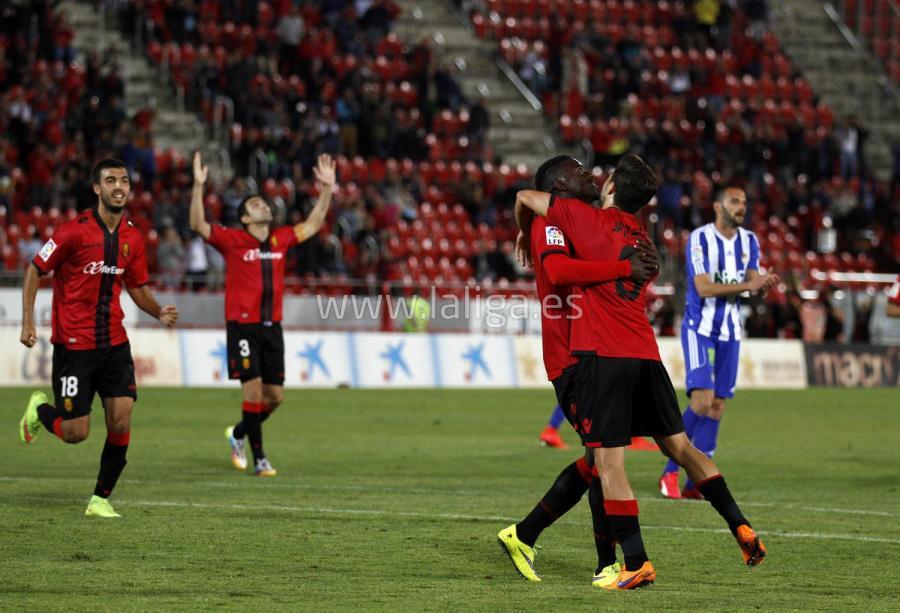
[336,88,362,157]
[156,226,186,290]
[185,233,209,290]
[656,167,684,227]
[837,118,859,179]
[275,6,305,75]
[693,0,720,49]
[19,230,43,267]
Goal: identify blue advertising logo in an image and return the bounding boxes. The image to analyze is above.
[462,342,491,382]
[380,341,411,382]
[211,342,229,380]
[298,340,331,381]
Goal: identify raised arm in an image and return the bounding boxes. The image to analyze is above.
[190,151,212,240]
[294,154,336,244]
[20,263,41,347]
[515,189,552,218]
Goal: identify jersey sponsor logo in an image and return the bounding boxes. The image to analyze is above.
[38,239,57,262]
[83,260,126,275]
[242,249,284,262]
[545,226,565,247]
[712,271,743,285]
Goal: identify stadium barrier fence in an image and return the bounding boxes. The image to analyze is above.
[0,328,818,389]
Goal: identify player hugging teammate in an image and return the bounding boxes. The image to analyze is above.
[503,154,766,589]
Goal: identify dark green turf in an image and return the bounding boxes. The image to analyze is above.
[1,387,898,611]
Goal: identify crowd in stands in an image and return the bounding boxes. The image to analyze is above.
[0,0,895,341]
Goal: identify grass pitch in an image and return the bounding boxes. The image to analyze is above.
[1,387,898,611]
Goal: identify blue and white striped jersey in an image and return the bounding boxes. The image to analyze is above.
[684,223,760,341]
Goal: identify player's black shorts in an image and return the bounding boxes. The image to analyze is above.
[51,342,137,420]
[573,353,684,448]
[551,364,579,431]
[226,322,285,385]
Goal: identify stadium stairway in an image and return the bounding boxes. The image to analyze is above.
[393,0,575,168]
[58,1,230,180]
[770,0,898,180]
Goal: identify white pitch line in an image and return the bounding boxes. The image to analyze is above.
[0,474,897,519]
[4,494,900,545]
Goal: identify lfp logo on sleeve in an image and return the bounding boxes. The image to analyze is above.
[545,226,565,247]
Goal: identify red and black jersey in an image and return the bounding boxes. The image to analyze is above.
[547,196,660,361]
[207,225,298,324]
[530,216,577,381]
[32,209,149,350]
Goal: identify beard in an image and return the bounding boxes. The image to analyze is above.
[100,191,127,212]
[724,210,744,227]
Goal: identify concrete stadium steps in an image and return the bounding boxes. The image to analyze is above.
[393,0,563,168]
[771,1,897,180]
[58,0,230,180]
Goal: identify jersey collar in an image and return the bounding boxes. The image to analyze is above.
[711,224,739,243]
[92,208,123,236]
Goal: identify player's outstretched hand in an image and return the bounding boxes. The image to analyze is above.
[314,154,336,189]
[20,323,37,348]
[193,151,208,185]
[515,231,532,269]
[158,304,179,327]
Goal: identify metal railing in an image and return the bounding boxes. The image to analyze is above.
[432,0,543,113]
[827,2,900,121]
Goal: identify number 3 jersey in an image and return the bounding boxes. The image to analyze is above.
[684,223,760,341]
[546,196,660,361]
[206,225,299,324]
[31,209,149,350]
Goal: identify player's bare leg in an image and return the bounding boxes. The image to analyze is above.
[85,397,132,518]
[593,446,655,589]
[60,415,90,444]
[656,432,766,566]
[661,389,714,498]
[261,383,284,425]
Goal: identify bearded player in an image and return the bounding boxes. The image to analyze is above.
[659,187,778,499]
[19,158,179,518]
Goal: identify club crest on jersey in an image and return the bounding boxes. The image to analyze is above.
[38,239,57,262]
[271,236,278,247]
[83,261,125,275]
[545,226,565,246]
[123,243,129,257]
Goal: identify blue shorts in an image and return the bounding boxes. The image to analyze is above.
[681,324,740,399]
